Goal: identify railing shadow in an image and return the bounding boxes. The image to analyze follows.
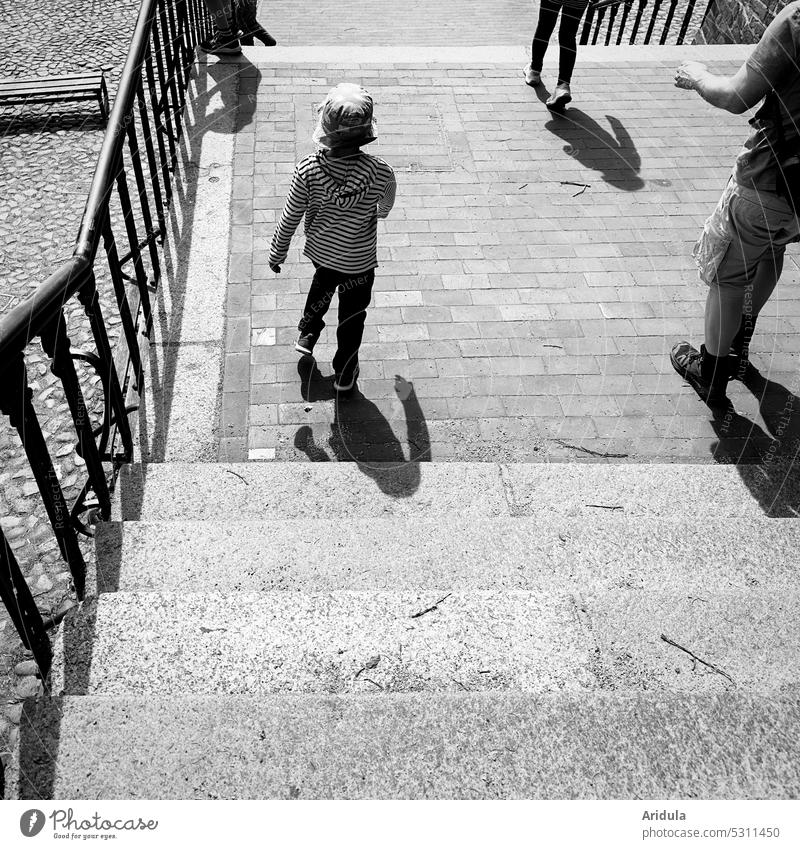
[293,363,431,497]
[16,54,265,802]
[542,107,644,191]
[134,56,260,474]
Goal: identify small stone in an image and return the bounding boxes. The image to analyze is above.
[35,575,53,593]
[5,703,23,724]
[15,676,41,700]
[14,660,39,677]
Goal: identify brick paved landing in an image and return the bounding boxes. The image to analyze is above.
[218,46,800,464]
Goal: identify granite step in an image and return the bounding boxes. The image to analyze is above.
[112,461,800,521]
[93,516,800,595]
[52,588,800,696]
[18,691,800,799]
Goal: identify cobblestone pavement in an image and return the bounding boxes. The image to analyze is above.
[0,0,140,785]
[220,47,800,465]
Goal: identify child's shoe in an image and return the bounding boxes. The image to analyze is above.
[295,332,318,356]
[199,32,242,56]
[254,28,277,46]
[546,82,572,111]
[333,366,359,392]
[523,64,541,87]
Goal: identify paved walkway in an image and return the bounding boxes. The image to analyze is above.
[217,38,800,465]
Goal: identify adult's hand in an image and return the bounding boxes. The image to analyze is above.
[675,61,708,91]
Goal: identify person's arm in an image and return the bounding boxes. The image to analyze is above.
[377,170,397,219]
[675,6,798,114]
[675,59,772,114]
[269,166,307,272]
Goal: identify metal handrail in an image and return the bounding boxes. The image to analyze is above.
[580,0,715,45]
[0,0,211,680]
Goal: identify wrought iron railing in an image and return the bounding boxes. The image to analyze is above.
[0,0,211,680]
[580,0,716,45]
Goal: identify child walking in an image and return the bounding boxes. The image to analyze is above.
[269,83,397,391]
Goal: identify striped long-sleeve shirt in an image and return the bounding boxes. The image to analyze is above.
[269,150,397,274]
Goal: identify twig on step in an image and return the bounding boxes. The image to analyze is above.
[585,504,624,510]
[224,469,249,485]
[354,655,381,679]
[555,439,629,459]
[411,592,453,619]
[560,180,591,197]
[660,633,736,686]
[362,677,383,690]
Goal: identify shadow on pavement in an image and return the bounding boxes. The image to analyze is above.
[294,362,431,497]
[543,107,644,191]
[710,366,800,517]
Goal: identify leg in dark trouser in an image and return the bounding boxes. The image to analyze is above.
[332,270,375,377]
[557,2,588,84]
[299,266,339,338]
[530,0,560,72]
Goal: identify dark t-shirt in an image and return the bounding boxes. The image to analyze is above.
[734,1,800,191]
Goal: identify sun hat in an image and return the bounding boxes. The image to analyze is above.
[312,83,378,149]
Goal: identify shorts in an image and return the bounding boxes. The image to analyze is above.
[693,178,799,290]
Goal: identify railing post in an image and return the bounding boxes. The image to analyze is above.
[580,2,597,45]
[629,0,649,42]
[644,0,663,42]
[0,527,52,680]
[660,0,680,43]
[0,353,86,599]
[40,312,112,523]
[75,272,135,463]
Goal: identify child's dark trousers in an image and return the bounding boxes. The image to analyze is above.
[299,264,375,376]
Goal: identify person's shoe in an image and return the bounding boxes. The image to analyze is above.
[295,332,318,356]
[199,32,242,56]
[333,366,359,392]
[523,64,541,87]
[546,82,572,111]
[239,32,254,46]
[254,28,277,46]
[670,341,728,406]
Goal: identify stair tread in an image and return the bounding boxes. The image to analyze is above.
[94,515,800,594]
[18,691,800,799]
[112,461,800,521]
[53,589,800,696]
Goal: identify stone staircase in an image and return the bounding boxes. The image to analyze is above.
[17,461,800,798]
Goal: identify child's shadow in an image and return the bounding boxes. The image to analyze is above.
[294,361,431,498]
[542,105,644,191]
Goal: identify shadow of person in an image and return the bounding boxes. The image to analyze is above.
[707,372,800,516]
[298,357,335,403]
[742,365,800,449]
[204,54,261,133]
[543,108,644,191]
[293,374,431,497]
